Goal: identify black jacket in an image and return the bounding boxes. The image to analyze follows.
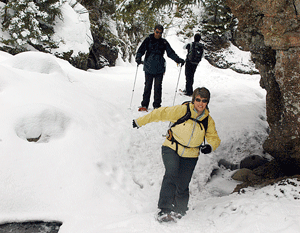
[136,33,181,75]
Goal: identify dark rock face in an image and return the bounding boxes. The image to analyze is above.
[0,221,62,233]
[226,0,300,174]
[88,41,118,70]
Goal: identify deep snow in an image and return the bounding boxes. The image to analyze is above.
[0,1,300,232]
[1,44,300,232]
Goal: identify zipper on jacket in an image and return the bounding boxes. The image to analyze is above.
[179,121,197,156]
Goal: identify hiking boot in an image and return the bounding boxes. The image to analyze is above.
[171,211,186,219]
[156,209,175,223]
[138,106,148,112]
[180,89,192,97]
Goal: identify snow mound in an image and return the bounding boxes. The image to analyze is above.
[3,52,65,75]
[0,51,13,62]
[0,66,23,92]
[52,1,92,56]
[15,104,71,143]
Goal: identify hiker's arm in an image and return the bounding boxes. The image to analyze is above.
[165,40,182,63]
[136,37,149,60]
[135,105,186,128]
[205,116,221,151]
[183,43,190,50]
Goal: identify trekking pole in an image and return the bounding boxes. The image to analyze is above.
[129,64,139,109]
[172,65,183,106]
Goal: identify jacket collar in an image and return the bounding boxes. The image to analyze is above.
[149,33,163,42]
[189,103,209,120]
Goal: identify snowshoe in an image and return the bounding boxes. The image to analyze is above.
[156,210,176,223]
[171,211,186,219]
[138,106,148,112]
[179,89,192,97]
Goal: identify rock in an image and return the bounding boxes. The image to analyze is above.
[232,168,261,182]
[240,155,269,170]
[218,159,239,170]
[0,221,62,233]
[226,0,300,174]
[218,155,269,171]
[27,134,41,142]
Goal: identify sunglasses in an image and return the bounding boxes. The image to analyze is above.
[195,98,208,103]
[155,30,163,35]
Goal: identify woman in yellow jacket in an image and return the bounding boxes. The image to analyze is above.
[132,87,221,222]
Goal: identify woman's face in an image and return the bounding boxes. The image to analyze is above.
[194,95,208,114]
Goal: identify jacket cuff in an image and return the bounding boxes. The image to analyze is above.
[134,119,141,128]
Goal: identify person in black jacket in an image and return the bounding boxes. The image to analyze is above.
[182,33,204,97]
[135,24,185,111]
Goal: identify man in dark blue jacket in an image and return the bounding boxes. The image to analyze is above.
[135,24,185,111]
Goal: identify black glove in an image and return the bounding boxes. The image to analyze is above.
[132,120,139,129]
[200,144,212,154]
[177,58,185,67]
[136,57,143,65]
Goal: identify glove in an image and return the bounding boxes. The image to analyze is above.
[132,120,139,129]
[200,144,212,154]
[136,57,143,65]
[177,58,185,67]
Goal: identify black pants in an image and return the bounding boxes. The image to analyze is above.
[158,146,198,214]
[185,60,198,95]
[141,73,164,109]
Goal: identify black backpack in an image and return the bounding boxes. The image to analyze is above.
[166,101,208,152]
[187,42,204,65]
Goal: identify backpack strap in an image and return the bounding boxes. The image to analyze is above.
[194,116,208,146]
[169,101,191,128]
[194,116,208,132]
[166,102,209,153]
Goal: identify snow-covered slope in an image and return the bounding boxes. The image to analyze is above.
[0,2,299,233]
[0,39,299,232]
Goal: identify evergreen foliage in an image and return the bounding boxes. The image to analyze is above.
[115,0,157,61]
[201,0,237,39]
[0,0,239,69]
[0,0,63,52]
[81,0,119,68]
[115,0,203,61]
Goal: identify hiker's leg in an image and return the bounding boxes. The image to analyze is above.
[173,156,198,214]
[141,73,154,108]
[153,73,164,108]
[185,61,194,95]
[158,146,180,211]
[189,64,197,92]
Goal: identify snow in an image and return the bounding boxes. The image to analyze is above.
[52,1,92,55]
[0,3,300,233]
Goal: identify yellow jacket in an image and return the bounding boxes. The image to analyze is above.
[135,103,221,158]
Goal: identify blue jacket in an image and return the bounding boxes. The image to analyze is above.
[136,33,181,75]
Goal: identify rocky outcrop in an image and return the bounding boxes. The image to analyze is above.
[232,168,261,182]
[0,221,62,233]
[226,0,300,175]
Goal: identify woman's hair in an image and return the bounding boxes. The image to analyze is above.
[192,87,210,104]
